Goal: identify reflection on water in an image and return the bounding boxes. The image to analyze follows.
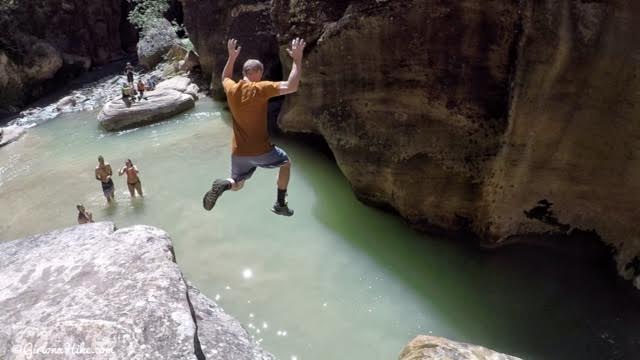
[1,98,639,360]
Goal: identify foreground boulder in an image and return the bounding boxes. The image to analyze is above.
[0,222,273,360]
[97,76,197,131]
[0,125,26,147]
[399,336,521,360]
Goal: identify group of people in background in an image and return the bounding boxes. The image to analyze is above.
[121,62,157,107]
[77,155,144,224]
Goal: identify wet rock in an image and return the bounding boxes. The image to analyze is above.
[185,83,199,100]
[54,95,77,111]
[399,336,521,360]
[138,19,180,70]
[0,125,26,147]
[0,222,273,360]
[98,76,196,131]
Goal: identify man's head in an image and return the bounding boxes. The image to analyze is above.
[76,204,85,212]
[98,155,104,165]
[242,59,264,82]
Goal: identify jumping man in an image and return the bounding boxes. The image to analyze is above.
[203,37,306,216]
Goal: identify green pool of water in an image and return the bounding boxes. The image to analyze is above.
[1,98,639,360]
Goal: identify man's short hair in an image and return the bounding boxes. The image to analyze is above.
[242,59,264,75]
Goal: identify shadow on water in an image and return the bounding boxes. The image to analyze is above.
[283,136,640,360]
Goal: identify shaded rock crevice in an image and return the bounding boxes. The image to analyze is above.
[184,282,206,360]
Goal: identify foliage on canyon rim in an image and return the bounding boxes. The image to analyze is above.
[127,0,170,33]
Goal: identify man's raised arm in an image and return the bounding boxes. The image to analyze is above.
[279,38,306,95]
[222,39,241,83]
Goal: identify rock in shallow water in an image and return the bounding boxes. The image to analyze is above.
[399,336,521,360]
[97,76,197,131]
[0,125,26,147]
[0,222,272,360]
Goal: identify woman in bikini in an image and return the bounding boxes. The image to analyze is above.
[118,159,143,198]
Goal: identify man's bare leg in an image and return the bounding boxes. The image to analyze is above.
[273,162,293,216]
[230,179,244,191]
[128,183,136,197]
[277,162,291,190]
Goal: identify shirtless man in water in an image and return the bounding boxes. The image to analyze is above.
[118,159,143,197]
[202,37,306,216]
[95,155,115,203]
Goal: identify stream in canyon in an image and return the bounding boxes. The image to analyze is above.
[1,96,639,360]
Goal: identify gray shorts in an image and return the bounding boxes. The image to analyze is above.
[231,146,290,182]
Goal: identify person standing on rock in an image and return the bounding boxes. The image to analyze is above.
[118,159,143,198]
[76,204,94,224]
[202,37,306,216]
[125,62,135,85]
[95,155,115,203]
[137,79,146,101]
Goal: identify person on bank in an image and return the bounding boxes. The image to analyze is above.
[121,82,136,107]
[95,155,115,203]
[137,79,146,101]
[125,62,135,85]
[202,37,306,216]
[118,159,143,198]
[76,204,94,224]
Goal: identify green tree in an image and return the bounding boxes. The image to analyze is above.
[0,0,17,11]
[127,0,170,33]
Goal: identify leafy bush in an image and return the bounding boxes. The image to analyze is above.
[0,0,17,11]
[127,0,170,34]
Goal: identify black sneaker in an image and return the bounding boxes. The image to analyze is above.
[271,202,294,216]
[203,179,230,211]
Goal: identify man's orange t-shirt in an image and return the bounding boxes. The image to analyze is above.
[223,78,280,156]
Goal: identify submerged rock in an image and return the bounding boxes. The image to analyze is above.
[0,222,273,360]
[399,336,521,360]
[97,76,197,131]
[0,125,26,147]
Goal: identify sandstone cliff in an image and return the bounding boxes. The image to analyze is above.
[0,222,274,360]
[0,0,138,114]
[179,0,640,288]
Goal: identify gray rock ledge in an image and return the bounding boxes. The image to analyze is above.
[0,222,274,360]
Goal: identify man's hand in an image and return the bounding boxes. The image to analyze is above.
[227,39,241,59]
[286,38,306,64]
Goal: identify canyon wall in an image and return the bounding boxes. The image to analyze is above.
[0,0,138,114]
[180,0,640,287]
